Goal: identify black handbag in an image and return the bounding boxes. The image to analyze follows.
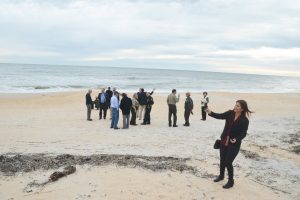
[214,139,221,149]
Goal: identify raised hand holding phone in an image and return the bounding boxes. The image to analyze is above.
[205,108,212,115]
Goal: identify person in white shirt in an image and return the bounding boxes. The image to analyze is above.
[110,91,120,129]
[201,91,209,120]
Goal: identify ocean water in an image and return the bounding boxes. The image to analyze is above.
[0,63,299,93]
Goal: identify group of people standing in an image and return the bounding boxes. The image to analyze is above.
[87,88,210,128]
[86,88,252,189]
[85,87,155,129]
[167,90,209,127]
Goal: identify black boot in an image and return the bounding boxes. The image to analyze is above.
[222,179,234,189]
[213,175,224,182]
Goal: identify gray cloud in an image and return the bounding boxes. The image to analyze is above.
[0,0,299,76]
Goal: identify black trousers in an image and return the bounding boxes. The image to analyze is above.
[184,109,191,125]
[143,106,152,124]
[219,144,240,180]
[201,106,207,120]
[99,103,107,119]
[130,107,137,125]
[168,104,177,126]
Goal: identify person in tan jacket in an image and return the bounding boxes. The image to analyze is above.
[167,89,180,127]
[130,93,139,126]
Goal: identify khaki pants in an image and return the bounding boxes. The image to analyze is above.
[86,104,92,120]
[138,105,146,120]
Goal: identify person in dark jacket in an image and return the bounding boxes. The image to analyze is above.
[106,87,113,100]
[94,96,100,110]
[141,92,154,125]
[119,93,132,129]
[85,89,93,121]
[98,88,108,120]
[137,88,155,120]
[206,100,252,189]
[184,92,193,126]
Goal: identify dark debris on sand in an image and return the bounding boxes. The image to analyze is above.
[0,154,208,177]
[285,132,300,145]
[240,149,262,161]
[24,165,77,190]
[49,165,76,182]
[290,145,300,154]
[282,132,300,155]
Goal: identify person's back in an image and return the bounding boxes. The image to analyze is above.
[106,87,113,119]
[167,89,179,127]
[110,95,119,109]
[185,96,193,110]
[132,95,139,110]
[86,93,93,105]
[120,93,132,129]
[98,90,108,119]
[146,95,154,107]
[137,88,146,120]
[142,92,154,125]
[120,96,132,115]
[167,94,173,105]
[130,93,139,126]
[138,91,147,105]
[167,93,179,105]
[99,92,107,104]
[184,92,193,126]
[106,88,113,100]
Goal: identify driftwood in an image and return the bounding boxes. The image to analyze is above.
[24,165,76,193]
[49,166,76,182]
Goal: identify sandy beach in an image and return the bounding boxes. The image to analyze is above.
[0,91,299,200]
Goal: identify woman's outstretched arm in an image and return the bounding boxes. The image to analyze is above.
[207,109,232,120]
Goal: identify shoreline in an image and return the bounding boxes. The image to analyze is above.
[1,90,300,96]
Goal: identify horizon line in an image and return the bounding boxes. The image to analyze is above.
[0,62,299,78]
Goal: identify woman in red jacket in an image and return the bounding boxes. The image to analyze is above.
[206,100,252,189]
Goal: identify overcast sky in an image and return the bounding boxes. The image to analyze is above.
[0,0,299,76]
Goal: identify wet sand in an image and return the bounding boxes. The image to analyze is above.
[0,91,299,199]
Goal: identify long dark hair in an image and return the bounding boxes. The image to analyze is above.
[236,100,253,118]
